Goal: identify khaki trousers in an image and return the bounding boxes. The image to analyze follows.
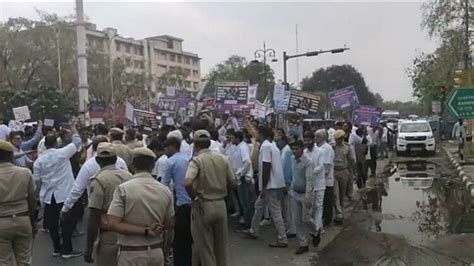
[334,169,350,219]
[118,248,163,266]
[0,216,32,266]
[96,232,118,266]
[191,199,228,266]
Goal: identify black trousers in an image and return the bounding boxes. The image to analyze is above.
[322,186,334,227]
[174,205,193,266]
[356,162,367,189]
[44,194,80,253]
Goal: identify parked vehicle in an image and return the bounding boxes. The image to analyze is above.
[397,120,436,156]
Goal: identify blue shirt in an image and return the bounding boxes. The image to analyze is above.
[281,144,293,186]
[162,152,192,206]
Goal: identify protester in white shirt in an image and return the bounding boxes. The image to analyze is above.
[0,123,12,140]
[380,123,389,159]
[61,136,128,213]
[245,125,288,247]
[33,125,82,257]
[303,130,325,243]
[317,129,335,227]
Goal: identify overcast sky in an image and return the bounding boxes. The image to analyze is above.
[0,1,438,101]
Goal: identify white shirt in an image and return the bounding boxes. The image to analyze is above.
[0,125,11,140]
[224,143,239,171]
[258,140,286,191]
[38,137,46,154]
[319,142,335,187]
[61,154,128,212]
[33,142,79,205]
[189,140,222,158]
[153,154,168,180]
[236,141,253,178]
[452,122,466,139]
[381,127,388,142]
[327,128,336,144]
[304,146,326,191]
[180,140,191,160]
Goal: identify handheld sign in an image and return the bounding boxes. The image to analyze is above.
[352,105,382,126]
[287,90,321,116]
[44,119,55,127]
[12,106,31,121]
[328,85,359,110]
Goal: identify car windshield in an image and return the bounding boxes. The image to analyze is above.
[400,123,430,133]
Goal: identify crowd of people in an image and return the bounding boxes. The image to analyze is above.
[0,114,394,266]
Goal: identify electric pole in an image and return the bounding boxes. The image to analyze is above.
[76,0,90,125]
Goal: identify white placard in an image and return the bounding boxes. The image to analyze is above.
[125,101,135,122]
[12,106,31,121]
[166,87,176,97]
[44,119,55,127]
[165,117,175,126]
[273,84,286,102]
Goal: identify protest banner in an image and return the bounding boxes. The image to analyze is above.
[12,106,31,121]
[287,90,321,116]
[166,86,176,97]
[157,97,177,113]
[275,90,290,112]
[215,81,249,105]
[247,84,258,105]
[352,105,382,126]
[43,119,55,127]
[197,96,215,113]
[125,101,135,122]
[328,85,359,110]
[134,109,158,129]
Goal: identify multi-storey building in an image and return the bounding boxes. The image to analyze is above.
[85,23,201,97]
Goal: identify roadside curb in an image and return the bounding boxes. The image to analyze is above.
[442,147,474,208]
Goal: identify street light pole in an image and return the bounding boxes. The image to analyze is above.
[282,47,350,90]
[254,42,276,102]
[108,35,118,122]
[75,0,90,125]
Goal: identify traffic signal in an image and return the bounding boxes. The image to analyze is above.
[453,69,465,87]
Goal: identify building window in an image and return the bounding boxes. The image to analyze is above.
[157,64,167,74]
[169,66,176,72]
[169,54,176,62]
[192,58,198,66]
[184,69,191,76]
[115,41,121,52]
[177,55,182,63]
[159,52,167,60]
[184,81,191,88]
[192,70,199,77]
[125,44,131,54]
[167,40,174,49]
[134,60,144,69]
[138,47,144,56]
[185,57,190,64]
[193,82,199,89]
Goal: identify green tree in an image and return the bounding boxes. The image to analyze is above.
[204,55,275,101]
[301,64,377,109]
[155,67,189,92]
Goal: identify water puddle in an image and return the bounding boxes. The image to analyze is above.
[366,160,473,246]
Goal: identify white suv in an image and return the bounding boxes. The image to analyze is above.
[397,120,436,156]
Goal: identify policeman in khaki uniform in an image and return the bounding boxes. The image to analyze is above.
[107,147,174,266]
[185,130,237,266]
[0,140,37,265]
[84,143,133,265]
[331,130,354,224]
[109,128,133,169]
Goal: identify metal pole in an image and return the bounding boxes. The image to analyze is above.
[263,42,267,95]
[464,0,470,71]
[283,51,287,89]
[109,37,115,123]
[75,0,89,125]
[55,29,62,93]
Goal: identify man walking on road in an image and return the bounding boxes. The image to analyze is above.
[0,140,37,265]
[245,125,288,248]
[84,143,133,265]
[109,128,133,169]
[332,130,355,225]
[33,124,82,259]
[317,130,335,227]
[162,137,193,266]
[289,140,315,255]
[107,147,174,266]
[185,130,237,266]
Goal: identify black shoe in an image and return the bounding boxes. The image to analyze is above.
[62,251,82,259]
[311,232,321,247]
[52,250,62,257]
[268,242,288,248]
[334,218,344,225]
[286,233,296,238]
[295,246,309,255]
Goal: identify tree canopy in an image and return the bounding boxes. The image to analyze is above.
[301,64,378,107]
[204,55,275,101]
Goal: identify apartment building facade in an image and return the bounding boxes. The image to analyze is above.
[85,23,201,97]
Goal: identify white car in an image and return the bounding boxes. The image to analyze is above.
[397,120,436,156]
